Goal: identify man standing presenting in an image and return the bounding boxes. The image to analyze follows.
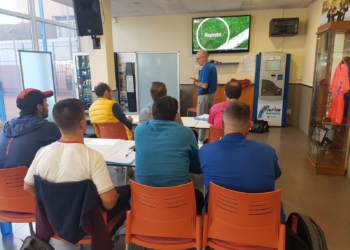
[190,50,217,143]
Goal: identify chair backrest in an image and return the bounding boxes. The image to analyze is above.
[208,127,224,143]
[207,182,281,248]
[0,166,35,213]
[96,122,128,140]
[129,180,197,239]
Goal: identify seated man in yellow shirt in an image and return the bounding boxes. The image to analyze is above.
[89,82,133,140]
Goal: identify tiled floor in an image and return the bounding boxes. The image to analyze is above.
[1,126,350,250]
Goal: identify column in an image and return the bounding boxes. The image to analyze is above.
[88,0,116,89]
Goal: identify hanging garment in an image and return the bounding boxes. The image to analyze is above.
[329,63,350,124]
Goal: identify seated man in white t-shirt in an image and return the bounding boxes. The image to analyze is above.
[24,98,130,230]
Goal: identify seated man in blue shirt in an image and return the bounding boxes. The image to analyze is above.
[135,96,204,214]
[199,100,285,222]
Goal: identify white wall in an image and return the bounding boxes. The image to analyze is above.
[112,9,307,84]
[302,0,324,87]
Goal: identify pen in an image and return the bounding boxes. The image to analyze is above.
[125,151,132,157]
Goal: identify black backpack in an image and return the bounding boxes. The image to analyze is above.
[286,213,328,250]
[250,119,269,133]
[20,234,55,250]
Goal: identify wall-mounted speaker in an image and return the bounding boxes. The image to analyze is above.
[72,0,103,36]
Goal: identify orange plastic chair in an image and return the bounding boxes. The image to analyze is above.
[95,122,128,140]
[0,166,35,234]
[52,207,127,247]
[208,127,224,143]
[203,182,285,250]
[187,107,197,117]
[125,180,202,250]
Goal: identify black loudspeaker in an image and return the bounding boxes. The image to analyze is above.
[73,0,103,36]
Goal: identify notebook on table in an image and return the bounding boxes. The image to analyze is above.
[105,150,135,165]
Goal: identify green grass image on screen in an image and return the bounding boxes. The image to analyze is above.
[193,16,250,51]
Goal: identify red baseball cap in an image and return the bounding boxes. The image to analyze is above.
[16,88,54,110]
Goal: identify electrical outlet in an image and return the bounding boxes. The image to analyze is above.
[287,109,292,115]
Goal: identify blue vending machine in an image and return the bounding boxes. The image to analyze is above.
[253,52,291,126]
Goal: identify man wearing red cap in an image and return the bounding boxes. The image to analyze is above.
[0,88,61,169]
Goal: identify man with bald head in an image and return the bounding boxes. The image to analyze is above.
[190,50,217,143]
[199,100,285,221]
[208,79,242,128]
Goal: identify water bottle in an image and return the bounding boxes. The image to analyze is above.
[0,222,12,236]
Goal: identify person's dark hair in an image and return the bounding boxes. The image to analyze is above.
[19,99,44,116]
[53,98,85,131]
[94,82,110,97]
[225,80,242,99]
[152,96,178,121]
[224,100,250,124]
[150,82,167,101]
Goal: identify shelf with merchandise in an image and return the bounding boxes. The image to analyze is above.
[312,116,350,126]
[73,53,92,110]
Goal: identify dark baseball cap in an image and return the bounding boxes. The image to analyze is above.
[16,88,54,110]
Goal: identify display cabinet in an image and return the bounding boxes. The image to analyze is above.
[73,53,92,110]
[305,21,350,175]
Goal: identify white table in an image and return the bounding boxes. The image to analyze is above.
[84,138,123,154]
[181,117,199,127]
[85,138,135,184]
[195,120,211,129]
[85,138,205,185]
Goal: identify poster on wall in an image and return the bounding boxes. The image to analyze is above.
[320,0,350,25]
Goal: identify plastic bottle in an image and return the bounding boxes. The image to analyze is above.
[0,222,13,236]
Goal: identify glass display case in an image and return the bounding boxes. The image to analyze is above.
[73,53,92,110]
[305,21,350,175]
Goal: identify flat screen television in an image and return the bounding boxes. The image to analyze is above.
[192,15,251,54]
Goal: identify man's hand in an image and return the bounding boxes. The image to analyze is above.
[24,183,36,197]
[127,116,133,123]
[190,77,197,84]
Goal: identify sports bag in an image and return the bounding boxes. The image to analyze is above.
[286,213,328,250]
[250,119,269,133]
[20,234,55,250]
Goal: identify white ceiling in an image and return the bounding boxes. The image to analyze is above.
[54,0,315,17]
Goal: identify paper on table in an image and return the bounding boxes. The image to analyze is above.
[86,139,121,146]
[194,114,209,121]
[105,150,135,165]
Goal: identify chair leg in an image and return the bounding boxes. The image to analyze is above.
[80,244,84,249]
[124,169,127,184]
[29,222,34,235]
[125,243,130,250]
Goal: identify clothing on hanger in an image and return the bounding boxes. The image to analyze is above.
[329,63,350,124]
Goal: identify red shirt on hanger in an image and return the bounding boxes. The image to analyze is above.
[329,63,350,124]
